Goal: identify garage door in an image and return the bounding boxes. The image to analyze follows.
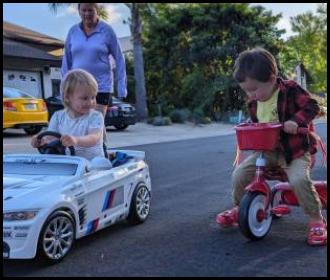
[3,70,42,98]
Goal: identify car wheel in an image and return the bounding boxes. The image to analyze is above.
[114,124,128,130]
[24,126,43,135]
[127,184,151,225]
[37,210,75,264]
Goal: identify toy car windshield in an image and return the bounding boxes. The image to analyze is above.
[3,161,78,176]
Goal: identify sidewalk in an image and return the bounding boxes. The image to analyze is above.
[106,117,327,148]
[107,122,236,148]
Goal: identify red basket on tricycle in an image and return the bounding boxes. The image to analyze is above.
[235,122,282,151]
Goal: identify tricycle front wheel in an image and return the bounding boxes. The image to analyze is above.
[239,192,273,240]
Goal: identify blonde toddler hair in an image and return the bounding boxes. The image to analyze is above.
[61,69,98,109]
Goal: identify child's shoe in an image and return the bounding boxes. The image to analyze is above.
[216,207,239,227]
[307,219,327,246]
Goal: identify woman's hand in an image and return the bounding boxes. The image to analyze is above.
[61,135,78,147]
[283,120,298,134]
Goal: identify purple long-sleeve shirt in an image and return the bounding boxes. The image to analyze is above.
[61,20,127,98]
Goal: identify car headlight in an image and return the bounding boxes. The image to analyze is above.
[3,210,39,221]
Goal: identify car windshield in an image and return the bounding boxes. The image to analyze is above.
[3,87,34,99]
[4,162,78,176]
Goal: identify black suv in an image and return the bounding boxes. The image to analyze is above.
[105,97,136,130]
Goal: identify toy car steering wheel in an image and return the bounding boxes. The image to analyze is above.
[37,131,75,156]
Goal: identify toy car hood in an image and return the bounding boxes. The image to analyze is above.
[3,176,73,210]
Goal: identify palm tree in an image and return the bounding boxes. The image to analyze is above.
[49,3,148,120]
[125,4,148,120]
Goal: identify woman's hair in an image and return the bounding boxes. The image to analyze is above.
[78,3,99,10]
[61,69,98,109]
[233,47,278,83]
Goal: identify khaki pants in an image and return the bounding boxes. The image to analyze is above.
[232,150,322,217]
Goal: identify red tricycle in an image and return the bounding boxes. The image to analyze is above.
[234,122,327,241]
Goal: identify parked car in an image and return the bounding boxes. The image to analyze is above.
[105,97,136,130]
[45,96,136,130]
[3,147,151,263]
[3,86,48,135]
[44,96,64,121]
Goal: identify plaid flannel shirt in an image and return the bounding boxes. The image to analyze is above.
[247,78,320,164]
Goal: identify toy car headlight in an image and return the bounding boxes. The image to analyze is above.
[3,210,39,221]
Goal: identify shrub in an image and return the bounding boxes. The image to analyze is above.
[201,117,212,124]
[147,117,154,124]
[190,108,205,124]
[152,116,172,126]
[169,109,191,123]
[163,116,172,125]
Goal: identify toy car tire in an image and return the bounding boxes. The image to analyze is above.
[37,210,76,264]
[127,184,151,225]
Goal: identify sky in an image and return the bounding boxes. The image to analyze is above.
[3,3,321,41]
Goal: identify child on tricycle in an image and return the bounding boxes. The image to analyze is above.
[216,47,327,246]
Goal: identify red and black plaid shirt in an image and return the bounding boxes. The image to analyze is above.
[247,78,320,164]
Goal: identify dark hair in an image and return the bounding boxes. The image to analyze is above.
[233,47,278,83]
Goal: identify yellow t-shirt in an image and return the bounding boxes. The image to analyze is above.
[257,88,279,122]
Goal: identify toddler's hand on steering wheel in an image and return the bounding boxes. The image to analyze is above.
[61,135,78,147]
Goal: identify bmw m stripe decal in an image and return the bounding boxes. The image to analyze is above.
[102,189,116,212]
[86,218,99,235]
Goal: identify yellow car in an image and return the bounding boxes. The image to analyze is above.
[3,86,48,135]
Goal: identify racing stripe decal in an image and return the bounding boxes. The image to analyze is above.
[102,189,116,212]
[86,218,99,235]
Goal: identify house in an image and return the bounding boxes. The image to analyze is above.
[118,35,133,54]
[3,21,133,99]
[3,21,64,99]
[293,62,313,90]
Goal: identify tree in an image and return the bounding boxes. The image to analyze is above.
[279,4,327,93]
[49,3,149,120]
[140,3,284,119]
[124,4,149,120]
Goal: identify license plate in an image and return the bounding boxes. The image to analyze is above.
[25,104,37,110]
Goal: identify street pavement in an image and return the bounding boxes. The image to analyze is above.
[3,119,327,276]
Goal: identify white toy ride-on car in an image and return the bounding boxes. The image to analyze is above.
[3,131,151,263]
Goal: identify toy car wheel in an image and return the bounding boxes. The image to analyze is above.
[38,210,75,263]
[239,192,272,241]
[127,184,151,225]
